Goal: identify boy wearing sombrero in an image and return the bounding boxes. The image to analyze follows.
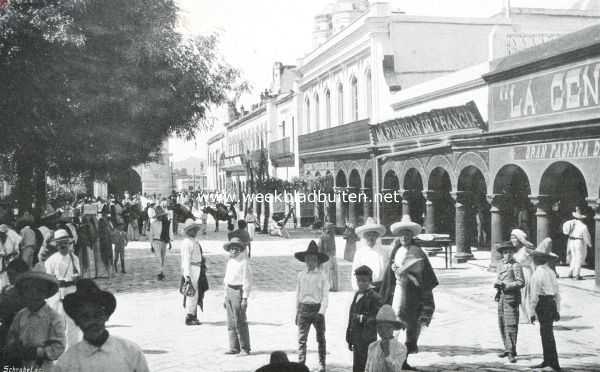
[494,241,524,363]
[180,218,208,326]
[351,217,389,292]
[223,237,253,355]
[295,240,330,372]
[53,279,149,372]
[562,206,592,280]
[364,304,407,372]
[4,271,66,369]
[529,248,561,371]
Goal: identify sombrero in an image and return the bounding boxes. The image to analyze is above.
[15,271,59,299]
[294,240,329,264]
[496,240,518,252]
[530,237,559,262]
[390,215,422,236]
[255,362,310,372]
[223,237,246,252]
[183,218,202,234]
[572,206,587,220]
[355,217,385,238]
[49,229,73,245]
[63,279,117,319]
[376,304,405,329]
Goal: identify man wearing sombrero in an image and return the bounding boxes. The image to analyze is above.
[53,279,149,371]
[562,206,592,280]
[351,217,390,292]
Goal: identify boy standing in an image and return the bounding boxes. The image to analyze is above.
[346,265,383,372]
[112,223,128,274]
[494,241,524,363]
[223,237,252,355]
[295,240,330,372]
[54,279,149,372]
[364,304,408,372]
[4,271,66,369]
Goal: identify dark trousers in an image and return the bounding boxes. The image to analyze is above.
[297,303,326,367]
[225,286,250,352]
[352,342,369,372]
[498,294,519,355]
[536,296,560,370]
[114,244,125,272]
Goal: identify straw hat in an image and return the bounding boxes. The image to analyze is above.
[572,206,587,220]
[376,304,405,329]
[49,229,73,245]
[183,218,202,234]
[63,279,117,319]
[496,241,517,253]
[223,237,246,252]
[530,237,559,262]
[15,271,59,299]
[355,217,385,238]
[294,240,329,264]
[390,215,422,236]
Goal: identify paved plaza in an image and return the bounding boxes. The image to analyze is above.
[92,225,600,372]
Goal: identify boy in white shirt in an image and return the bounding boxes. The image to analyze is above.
[365,304,408,372]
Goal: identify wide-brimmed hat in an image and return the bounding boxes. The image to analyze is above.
[15,271,59,299]
[530,237,559,262]
[0,224,8,233]
[255,362,310,372]
[355,217,386,238]
[496,241,518,253]
[183,218,202,234]
[154,206,167,218]
[63,279,117,320]
[376,304,405,329]
[49,229,73,245]
[41,205,59,220]
[390,215,422,236]
[223,237,246,252]
[294,240,329,264]
[510,229,534,248]
[572,206,587,220]
[17,212,35,226]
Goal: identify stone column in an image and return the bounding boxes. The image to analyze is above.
[423,190,435,234]
[401,189,410,217]
[348,187,358,226]
[586,198,600,287]
[529,195,552,246]
[336,188,345,230]
[452,191,473,263]
[361,188,370,220]
[487,194,505,271]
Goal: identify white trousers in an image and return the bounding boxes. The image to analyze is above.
[568,240,587,277]
[186,265,201,316]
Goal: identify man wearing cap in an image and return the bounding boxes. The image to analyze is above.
[223,237,253,355]
[45,229,82,349]
[53,279,149,372]
[494,241,525,363]
[180,219,207,326]
[351,217,390,292]
[562,207,592,280]
[529,248,561,371]
[4,271,66,369]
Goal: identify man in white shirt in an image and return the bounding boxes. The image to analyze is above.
[223,237,252,355]
[562,207,592,280]
[0,223,22,289]
[45,229,82,349]
[352,218,389,292]
[529,249,561,372]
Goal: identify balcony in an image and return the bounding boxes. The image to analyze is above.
[221,154,245,173]
[298,119,371,156]
[269,137,294,167]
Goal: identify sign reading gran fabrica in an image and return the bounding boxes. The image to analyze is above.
[371,101,485,144]
[490,57,600,130]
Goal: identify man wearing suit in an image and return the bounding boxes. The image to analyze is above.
[495,241,525,363]
[346,265,383,372]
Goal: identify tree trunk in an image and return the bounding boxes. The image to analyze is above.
[15,148,35,218]
[263,197,270,235]
[33,165,47,218]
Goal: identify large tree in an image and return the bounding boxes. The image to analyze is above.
[0,0,241,215]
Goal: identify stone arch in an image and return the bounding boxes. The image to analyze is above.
[399,158,427,190]
[426,155,456,188]
[493,164,533,239]
[456,152,490,192]
[335,169,347,188]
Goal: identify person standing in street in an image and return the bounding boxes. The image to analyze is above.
[529,247,562,372]
[180,219,207,326]
[319,222,338,291]
[150,206,171,281]
[511,228,535,323]
[228,220,252,258]
[351,217,389,292]
[97,207,114,279]
[562,206,592,280]
[494,241,525,364]
[364,304,408,372]
[223,237,252,356]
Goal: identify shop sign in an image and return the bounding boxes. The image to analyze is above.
[372,101,485,144]
[83,204,98,215]
[513,139,600,161]
[491,58,600,124]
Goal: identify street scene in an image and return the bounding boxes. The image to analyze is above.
[2,0,600,371]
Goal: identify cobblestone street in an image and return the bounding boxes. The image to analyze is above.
[93,227,600,372]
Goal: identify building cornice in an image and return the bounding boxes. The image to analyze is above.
[225,106,267,130]
[391,77,486,110]
[207,132,225,145]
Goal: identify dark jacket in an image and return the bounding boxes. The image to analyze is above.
[346,288,383,347]
[496,259,524,304]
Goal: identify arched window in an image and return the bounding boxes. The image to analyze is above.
[337,83,344,125]
[366,70,372,119]
[314,93,320,131]
[305,97,311,133]
[325,89,332,128]
[351,76,358,121]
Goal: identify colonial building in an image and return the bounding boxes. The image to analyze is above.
[207,132,226,192]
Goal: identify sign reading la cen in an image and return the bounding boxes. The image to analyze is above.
[491,59,600,122]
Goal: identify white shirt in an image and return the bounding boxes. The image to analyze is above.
[180,238,203,278]
[0,226,22,257]
[393,246,408,268]
[53,335,149,372]
[223,255,252,299]
[563,219,592,248]
[45,252,81,281]
[296,269,329,315]
[365,338,407,372]
[351,241,391,290]
[530,264,561,313]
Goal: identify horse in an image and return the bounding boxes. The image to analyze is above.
[172,203,196,223]
[203,205,231,232]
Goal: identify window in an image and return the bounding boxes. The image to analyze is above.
[291,117,295,152]
[337,83,344,125]
[366,70,372,119]
[281,120,286,138]
[305,97,311,133]
[325,89,331,128]
[314,94,320,131]
[351,76,358,121]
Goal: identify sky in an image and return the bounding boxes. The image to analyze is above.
[169,0,579,161]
